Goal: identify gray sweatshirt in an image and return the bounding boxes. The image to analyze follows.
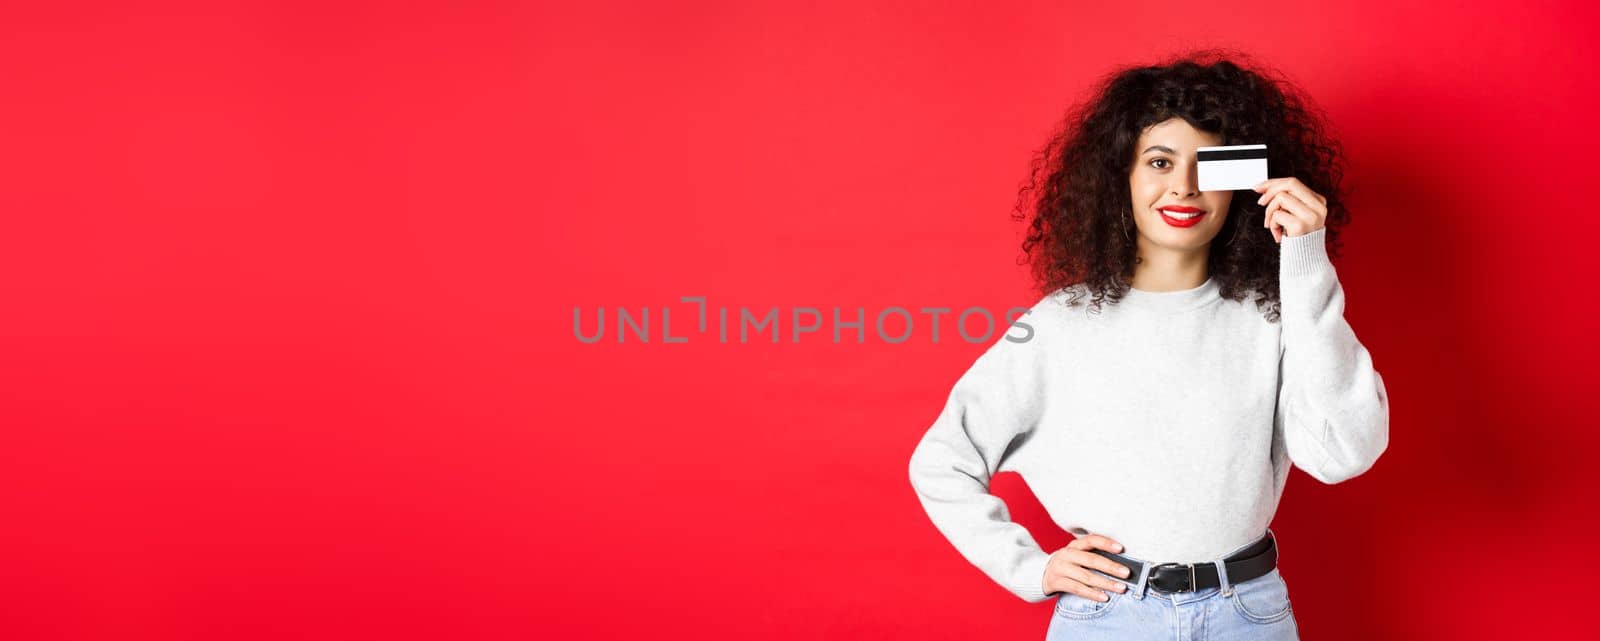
[906,227,1389,603]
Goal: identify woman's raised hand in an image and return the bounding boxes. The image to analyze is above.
[1253,177,1328,244]
[1042,534,1134,602]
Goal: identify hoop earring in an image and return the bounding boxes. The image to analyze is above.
[1120,207,1133,242]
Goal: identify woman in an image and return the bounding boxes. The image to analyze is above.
[906,51,1389,641]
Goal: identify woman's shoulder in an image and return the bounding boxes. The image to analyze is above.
[1031,282,1111,319]
[1036,282,1093,305]
[1009,284,1098,337]
[1015,284,1083,318]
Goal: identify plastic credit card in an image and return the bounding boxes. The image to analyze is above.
[1196,144,1267,191]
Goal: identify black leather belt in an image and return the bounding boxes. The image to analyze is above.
[1089,531,1277,593]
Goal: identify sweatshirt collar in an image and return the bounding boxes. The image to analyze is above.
[1120,276,1221,314]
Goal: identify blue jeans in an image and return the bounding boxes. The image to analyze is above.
[1045,531,1300,641]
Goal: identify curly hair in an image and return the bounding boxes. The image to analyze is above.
[1012,49,1351,322]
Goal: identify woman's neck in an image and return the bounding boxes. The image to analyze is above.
[1128,246,1210,292]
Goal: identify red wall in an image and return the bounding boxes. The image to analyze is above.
[3,1,1595,639]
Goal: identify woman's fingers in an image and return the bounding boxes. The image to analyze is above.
[1072,563,1130,591]
[1068,566,1128,598]
[1047,536,1135,602]
[1067,534,1124,553]
[1269,209,1312,242]
[1264,194,1281,242]
[1066,581,1112,601]
[1065,534,1132,579]
[1046,559,1115,602]
[1265,191,1322,238]
[1065,548,1132,580]
[1253,178,1327,211]
[1255,178,1327,243]
[1058,569,1123,601]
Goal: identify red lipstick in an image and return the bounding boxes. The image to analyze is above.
[1157,205,1207,228]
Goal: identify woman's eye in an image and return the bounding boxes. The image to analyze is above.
[1150,158,1170,169]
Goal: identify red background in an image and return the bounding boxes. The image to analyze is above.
[3,1,1596,639]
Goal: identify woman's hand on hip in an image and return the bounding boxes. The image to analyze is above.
[1043,534,1133,602]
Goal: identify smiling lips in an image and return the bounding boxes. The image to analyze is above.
[1157,205,1207,228]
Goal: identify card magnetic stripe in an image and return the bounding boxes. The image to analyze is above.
[1197,148,1269,162]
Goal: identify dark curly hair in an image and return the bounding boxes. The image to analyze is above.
[1012,49,1351,322]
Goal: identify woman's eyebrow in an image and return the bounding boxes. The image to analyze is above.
[1142,145,1176,155]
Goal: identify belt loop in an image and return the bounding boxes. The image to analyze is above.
[1131,558,1152,600]
[1215,557,1233,597]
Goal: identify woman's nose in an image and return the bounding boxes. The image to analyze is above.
[1170,165,1200,196]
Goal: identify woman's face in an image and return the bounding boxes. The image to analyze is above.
[1128,118,1234,253]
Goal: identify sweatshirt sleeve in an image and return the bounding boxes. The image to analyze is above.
[1276,227,1391,484]
[907,312,1054,603]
